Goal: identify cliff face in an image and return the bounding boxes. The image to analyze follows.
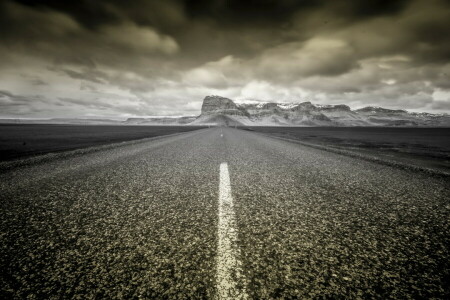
[201,95,247,116]
[195,95,450,127]
[11,96,448,126]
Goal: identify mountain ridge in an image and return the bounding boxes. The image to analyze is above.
[1,95,448,126]
[194,95,449,127]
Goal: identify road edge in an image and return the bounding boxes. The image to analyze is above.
[0,128,208,172]
[248,130,450,178]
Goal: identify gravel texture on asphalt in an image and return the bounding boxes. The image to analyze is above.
[1,127,449,299]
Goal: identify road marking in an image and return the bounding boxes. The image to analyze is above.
[217,163,248,300]
[221,134,223,137]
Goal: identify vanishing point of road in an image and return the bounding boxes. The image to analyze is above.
[1,128,449,299]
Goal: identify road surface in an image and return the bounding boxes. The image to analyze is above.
[1,128,449,299]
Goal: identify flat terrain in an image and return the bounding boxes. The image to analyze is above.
[0,125,205,161]
[246,127,450,174]
[0,127,449,299]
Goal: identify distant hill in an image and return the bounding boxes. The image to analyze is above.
[191,95,450,127]
[2,95,449,126]
[124,116,196,125]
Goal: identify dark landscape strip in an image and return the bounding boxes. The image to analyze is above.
[0,129,207,172]
[253,131,450,178]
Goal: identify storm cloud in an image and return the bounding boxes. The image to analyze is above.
[0,0,449,117]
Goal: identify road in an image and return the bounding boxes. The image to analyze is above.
[1,127,449,299]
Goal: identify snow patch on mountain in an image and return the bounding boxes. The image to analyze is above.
[195,96,450,127]
[5,95,448,127]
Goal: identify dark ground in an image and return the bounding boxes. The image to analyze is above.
[244,127,450,174]
[0,127,448,299]
[0,125,205,161]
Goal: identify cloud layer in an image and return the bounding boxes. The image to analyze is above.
[0,0,449,117]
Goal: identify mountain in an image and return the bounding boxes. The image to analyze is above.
[201,95,248,117]
[353,107,448,126]
[191,95,450,127]
[2,95,448,126]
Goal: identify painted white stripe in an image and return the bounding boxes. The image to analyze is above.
[217,162,248,300]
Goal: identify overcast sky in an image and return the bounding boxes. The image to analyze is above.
[0,0,449,118]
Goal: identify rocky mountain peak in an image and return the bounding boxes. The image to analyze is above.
[318,104,351,111]
[201,96,237,113]
[356,106,407,114]
[196,96,450,127]
[295,102,317,111]
[201,95,246,116]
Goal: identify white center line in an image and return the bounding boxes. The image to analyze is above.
[217,162,248,300]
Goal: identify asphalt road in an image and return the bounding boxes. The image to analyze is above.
[1,128,449,299]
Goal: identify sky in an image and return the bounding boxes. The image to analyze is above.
[0,0,449,118]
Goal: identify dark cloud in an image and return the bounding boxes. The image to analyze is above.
[182,0,320,25]
[60,69,106,84]
[19,74,48,86]
[58,97,115,109]
[0,90,47,106]
[349,0,410,17]
[0,90,53,115]
[11,0,121,29]
[0,0,449,116]
[11,0,413,28]
[0,90,29,105]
